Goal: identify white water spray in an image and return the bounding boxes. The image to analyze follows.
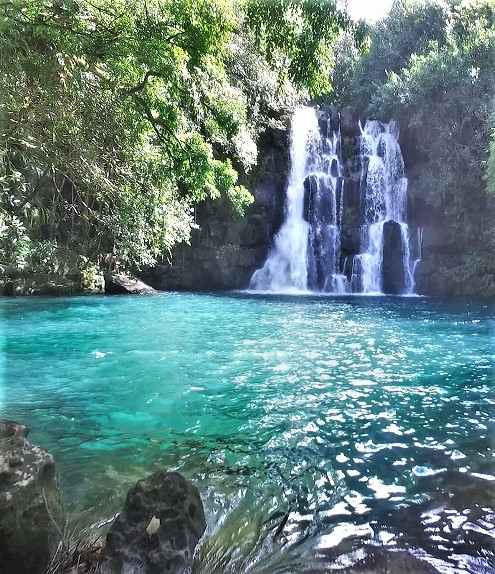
[250,111,418,295]
[250,107,321,292]
[351,120,416,294]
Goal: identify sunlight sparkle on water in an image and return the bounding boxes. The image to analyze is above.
[1,294,494,574]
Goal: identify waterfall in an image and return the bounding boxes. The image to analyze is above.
[250,109,418,295]
[350,120,415,294]
[250,107,344,292]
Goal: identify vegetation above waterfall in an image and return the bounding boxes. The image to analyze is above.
[332,0,495,207]
[0,0,349,279]
[338,0,494,196]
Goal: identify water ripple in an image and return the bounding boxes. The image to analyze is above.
[1,294,494,573]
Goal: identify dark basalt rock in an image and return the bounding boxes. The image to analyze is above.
[0,420,65,574]
[339,107,362,138]
[382,220,406,295]
[303,175,318,223]
[105,471,206,574]
[317,106,340,135]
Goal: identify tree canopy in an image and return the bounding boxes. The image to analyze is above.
[329,0,495,224]
[0,0,250,269]
[0,0,350,274]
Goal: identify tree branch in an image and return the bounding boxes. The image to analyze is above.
[125,70,160,95]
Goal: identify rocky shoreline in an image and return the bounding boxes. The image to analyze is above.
[0,272,157,298]
[0,420,64,574]
[0,419,205,574]
[1,419,453,574]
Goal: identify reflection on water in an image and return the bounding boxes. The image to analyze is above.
[1,293,494,573]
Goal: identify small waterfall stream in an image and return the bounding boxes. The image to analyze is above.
[249,108,319,292]
[351,120,415,294]
[250,108,419,295]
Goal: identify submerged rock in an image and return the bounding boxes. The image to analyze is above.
[0,419,65,574]
[104,471,206,574]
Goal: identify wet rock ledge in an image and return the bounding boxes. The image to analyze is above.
[0,419,65,574]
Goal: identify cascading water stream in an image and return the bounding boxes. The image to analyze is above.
[250,108,419,295]
[249,108,317,292]
[250,107,346,293]
[350,120,416,294]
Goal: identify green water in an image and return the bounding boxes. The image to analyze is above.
[1,293,494,573]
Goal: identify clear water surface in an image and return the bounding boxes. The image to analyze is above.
[1,293,494,573]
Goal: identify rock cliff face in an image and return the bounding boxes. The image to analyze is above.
[142,108,495,298]
[382,220,407,295]
[141,121,290,291]
[402,131,495,298]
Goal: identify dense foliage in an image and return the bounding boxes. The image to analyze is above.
[1,0,493,294]
[0,0,248,272]
[0,0,348,277]
[331,0,495,242]
[330,0,451,110]
[245,0,352,97]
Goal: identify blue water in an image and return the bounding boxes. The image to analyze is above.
[1,293,494,573]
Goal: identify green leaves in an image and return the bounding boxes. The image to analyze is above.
[244,0,349,97]
[0,0,260,268]
[0,0,355,272]
[0,214,31,272]
[332,0,451,113]
[366,2,495,206]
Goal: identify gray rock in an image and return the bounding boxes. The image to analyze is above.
[316,106,340,134]
[0,419,65,574]
[382,220,406,294]
[104,273,156,295]
[104,471,206,574]
[340,107,361,137]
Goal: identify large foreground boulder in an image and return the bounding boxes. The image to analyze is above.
[0,419,65,574]
[105,471,206,574]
